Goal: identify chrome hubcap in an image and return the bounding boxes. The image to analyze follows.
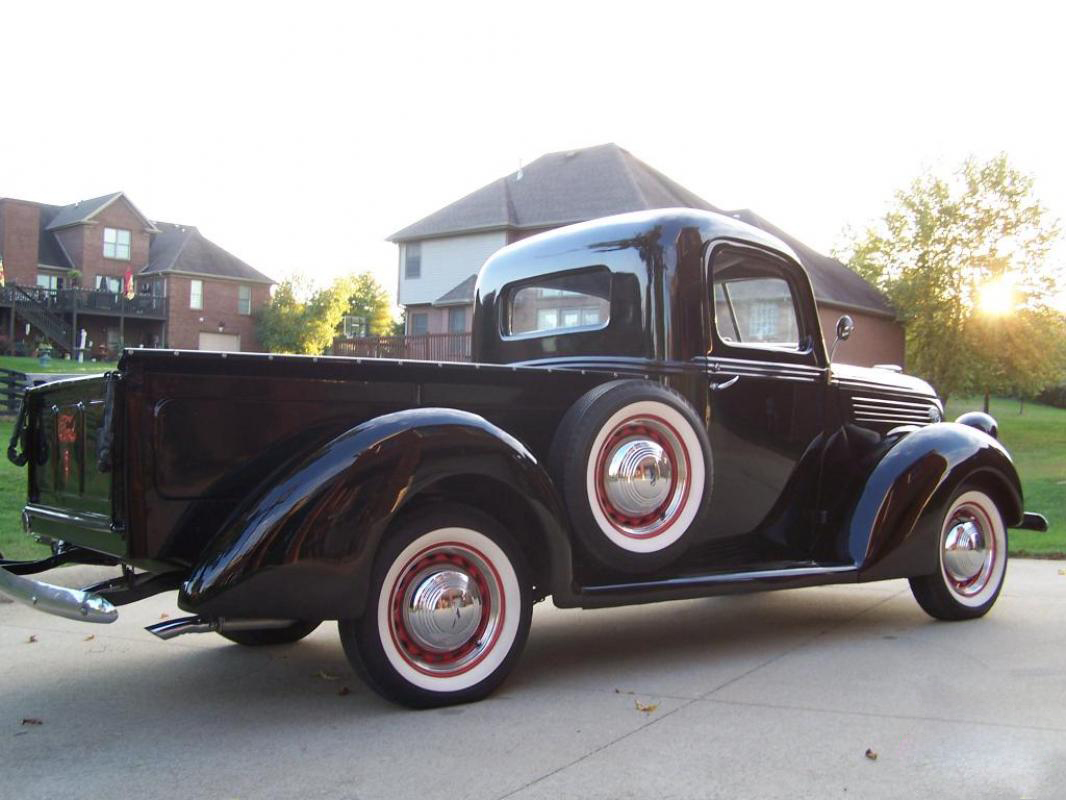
[603,438,673,517]
[404,568,483,653]
[595,416,689,538]
[942,505,995,596]
[389,545,502,675]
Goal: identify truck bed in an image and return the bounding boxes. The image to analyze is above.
[22,349,620,568]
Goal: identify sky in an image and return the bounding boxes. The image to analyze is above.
[2,0,1064,310]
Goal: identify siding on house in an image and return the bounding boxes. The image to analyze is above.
[398,231,507,306]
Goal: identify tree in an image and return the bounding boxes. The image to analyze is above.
[344,272,394,336]
[256,276,354,354]
[838,154,1063,403]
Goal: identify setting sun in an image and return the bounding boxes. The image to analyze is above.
[978,274,1017,315]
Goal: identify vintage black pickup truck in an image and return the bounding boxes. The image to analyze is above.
[0,208,1048,707]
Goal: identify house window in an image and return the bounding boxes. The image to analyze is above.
[96,275,122,293]
[343,315,367,338]
[447,307,466,333]
[404,242,422,279]
[103,228,131,260]
[36,274,62,292]
[238,285,251,315]
[190,279,203,310]
[409,312,428,335]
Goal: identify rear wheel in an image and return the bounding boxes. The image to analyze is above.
[218,620,320,646]
[910,487,1008,621]
[339,504,532,708]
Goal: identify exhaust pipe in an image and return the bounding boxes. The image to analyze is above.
[146,616,294,640]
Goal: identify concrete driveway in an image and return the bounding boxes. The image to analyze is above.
[2,560,1064,799]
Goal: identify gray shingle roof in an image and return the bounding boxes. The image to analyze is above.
[434,274,477,306]
[389,143,894,319]
[44,192,158,233]
[388,143,718,242]
[142,222,273,284]
[34,203,73,268]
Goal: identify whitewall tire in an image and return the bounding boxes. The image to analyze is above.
[910,486,1008,621]
[339,505,532,707]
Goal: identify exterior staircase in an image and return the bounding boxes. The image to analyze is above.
[10,285,73,354]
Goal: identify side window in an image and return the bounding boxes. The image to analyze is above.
[404,242,421,279]
[712,252,801,349]
[409,312,428,335]
[506,268,610,337]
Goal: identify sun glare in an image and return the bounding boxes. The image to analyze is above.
[977,274,1016,315]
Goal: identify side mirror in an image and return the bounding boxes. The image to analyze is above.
[829,315,855,363]
[835,315,854,342]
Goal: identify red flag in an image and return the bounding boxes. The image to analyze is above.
[123,269,135,300]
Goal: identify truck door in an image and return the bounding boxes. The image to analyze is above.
[700,242,827,557]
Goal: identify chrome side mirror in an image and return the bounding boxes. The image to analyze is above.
[829,314,854,363]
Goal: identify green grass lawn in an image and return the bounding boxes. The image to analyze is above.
[1,396,1062,562]
[945,396,1066,557]
[0,355,117,374]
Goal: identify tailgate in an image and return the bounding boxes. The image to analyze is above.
[22,373,126,557]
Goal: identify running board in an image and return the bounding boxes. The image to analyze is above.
[571,564,857,609]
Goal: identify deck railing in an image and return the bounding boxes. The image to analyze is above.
[0,285,168,318]
[332,333,472,362]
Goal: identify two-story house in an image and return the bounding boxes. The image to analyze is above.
[0,192,273,356]
[388,143,904,367]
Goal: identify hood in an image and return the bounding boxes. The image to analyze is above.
[831,362,939,400]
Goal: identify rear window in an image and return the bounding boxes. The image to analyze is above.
[505,269,611,337]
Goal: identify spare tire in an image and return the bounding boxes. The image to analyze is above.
[550,380,712,573]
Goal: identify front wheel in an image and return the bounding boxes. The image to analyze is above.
[339,505,532,708]
[910,487,1008,621]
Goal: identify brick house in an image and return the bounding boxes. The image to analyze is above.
[389,144,904,368]
[0,192,273,357]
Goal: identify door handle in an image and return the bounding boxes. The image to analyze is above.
[710,375,739,392]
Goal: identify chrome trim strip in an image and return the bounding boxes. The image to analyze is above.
[585,564,855,594]
[852,396,939,410]
[0,567,117,623]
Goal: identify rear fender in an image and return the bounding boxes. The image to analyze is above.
[179,408,569,620]
[848,423,1022,580]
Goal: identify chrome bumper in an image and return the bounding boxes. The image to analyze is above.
[0,566,118,623]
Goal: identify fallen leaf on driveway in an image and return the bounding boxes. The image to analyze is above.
[21,718,43,726]
[159,613,170,620]
[26,635,37,644]
[634,700,658,714]
[865,748,878,761]
[338,686,351,696]
[83,634,95,642]
[314,670,340,681]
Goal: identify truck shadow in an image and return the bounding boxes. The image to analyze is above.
[4,584,930,730]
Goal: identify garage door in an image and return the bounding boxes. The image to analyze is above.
[198,332,241,352]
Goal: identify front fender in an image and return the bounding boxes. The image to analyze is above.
[848,422,1023,580]
[179,408,568,620]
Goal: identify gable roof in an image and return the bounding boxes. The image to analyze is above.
[390,143,895,319]
[389,143,717,242]
[33,203,74,269]
[434,274,477,306]
[143,221,273,284]
[724,209,894,317]
[45,191,159,233]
